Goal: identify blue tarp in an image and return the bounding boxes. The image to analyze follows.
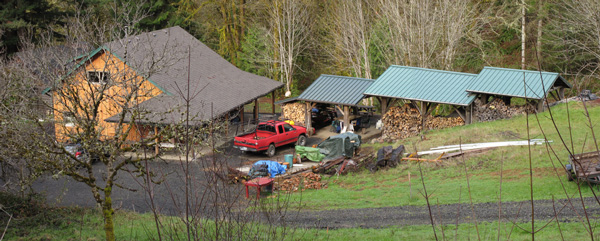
[250,160,287,178]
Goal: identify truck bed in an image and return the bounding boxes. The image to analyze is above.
[237,130,276,140]
[571,151,600,179]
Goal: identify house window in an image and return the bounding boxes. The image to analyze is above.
[87,71,110,84]
[64,112,75,127]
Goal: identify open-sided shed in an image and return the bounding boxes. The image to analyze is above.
[364,66,477,124]
[466,67,572,111]
[282,74,374,134]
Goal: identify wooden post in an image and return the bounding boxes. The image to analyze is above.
[537,99,544,112]
[305,102,312,136]
[380,97,388,116]
[558,87,565,100]
[480,94,489,104]
[271,91,276,114]
[465,104,472,124]
[154,126,159,155]
[343,105,350,132]
[240,106,244,127]
[254,99,259,123]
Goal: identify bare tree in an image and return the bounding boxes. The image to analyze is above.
[329,0,372,80]
[375,0,478,71]
[266,0,314,96]
[549,0,600,83]
[0,3,191,240]
[327,0,373,105]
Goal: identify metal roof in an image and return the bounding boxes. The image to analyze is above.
[467,67,572,100]
[274,96,299,105]
[297,75,374,106]
[364,66,477,106]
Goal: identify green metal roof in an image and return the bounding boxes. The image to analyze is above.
[467,67,572,100]
[364,66,477,106]
[297,75,374,106]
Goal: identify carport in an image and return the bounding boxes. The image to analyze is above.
[466,67,572,112]
[364,66,478,124]
[279,74,374,135]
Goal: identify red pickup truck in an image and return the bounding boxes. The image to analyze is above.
[234,120,307,157]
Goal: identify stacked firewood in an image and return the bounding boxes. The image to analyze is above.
[381,104,464,140]
[474,99,534,122]
[281,102,306,126]
[275,172,326,192]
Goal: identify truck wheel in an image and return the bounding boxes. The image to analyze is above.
[267,144,276,157]
[296,135,307,146]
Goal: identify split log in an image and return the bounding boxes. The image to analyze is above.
[381,104,464,140]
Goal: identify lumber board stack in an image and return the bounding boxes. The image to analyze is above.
[474,99,534,122]
[381,104,464,140]
[281,102,306,126]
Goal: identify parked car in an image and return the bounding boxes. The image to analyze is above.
[234,120,307,157]
[64,143,104,164]
[65,143,91,163]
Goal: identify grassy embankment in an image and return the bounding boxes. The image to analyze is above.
[285,102,600,210]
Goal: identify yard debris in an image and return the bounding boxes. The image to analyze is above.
[275,172,327,192]
[227,167,249,184]
[380,104,464,141]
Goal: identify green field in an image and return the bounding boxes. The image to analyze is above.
[286,102,600,210]
[5,205,596,240]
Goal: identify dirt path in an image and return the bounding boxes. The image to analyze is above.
[288,197,600,229]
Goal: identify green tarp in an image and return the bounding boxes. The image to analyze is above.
[317,132,362,161]
[295,145,326,162]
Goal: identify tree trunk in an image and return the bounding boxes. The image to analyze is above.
[536,0,543,63]
[102,185,115,241]
[521,0,526,70]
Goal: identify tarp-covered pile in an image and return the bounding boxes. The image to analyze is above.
[317,132,362,160]
[248,160,287,178]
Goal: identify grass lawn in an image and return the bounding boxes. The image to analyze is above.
[286,102,600,210]
[6,205,597,240]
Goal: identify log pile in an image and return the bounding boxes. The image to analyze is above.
[474,99,534,122]
[381,104,464,140]
[281,102,306,126]
[275,172,326,192]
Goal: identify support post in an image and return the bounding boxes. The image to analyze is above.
[558,87,565,100]
[380,97,388,115]
[343,105,350,132]
[305,102,312,136]
[254,99,259,123]
[271,91,275,114]
[154,126,159,156]
[537,99,544,112]
[240,106,244,127]
[465,104,472,124]
[480,94,489,104]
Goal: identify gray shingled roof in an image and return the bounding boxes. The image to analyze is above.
[103,26,282,124]
[296,75,374,106]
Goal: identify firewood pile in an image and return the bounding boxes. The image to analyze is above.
[281,102,306,126]
[275,172,326,192]
[380,104,464,140]
[474,99,534,122]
